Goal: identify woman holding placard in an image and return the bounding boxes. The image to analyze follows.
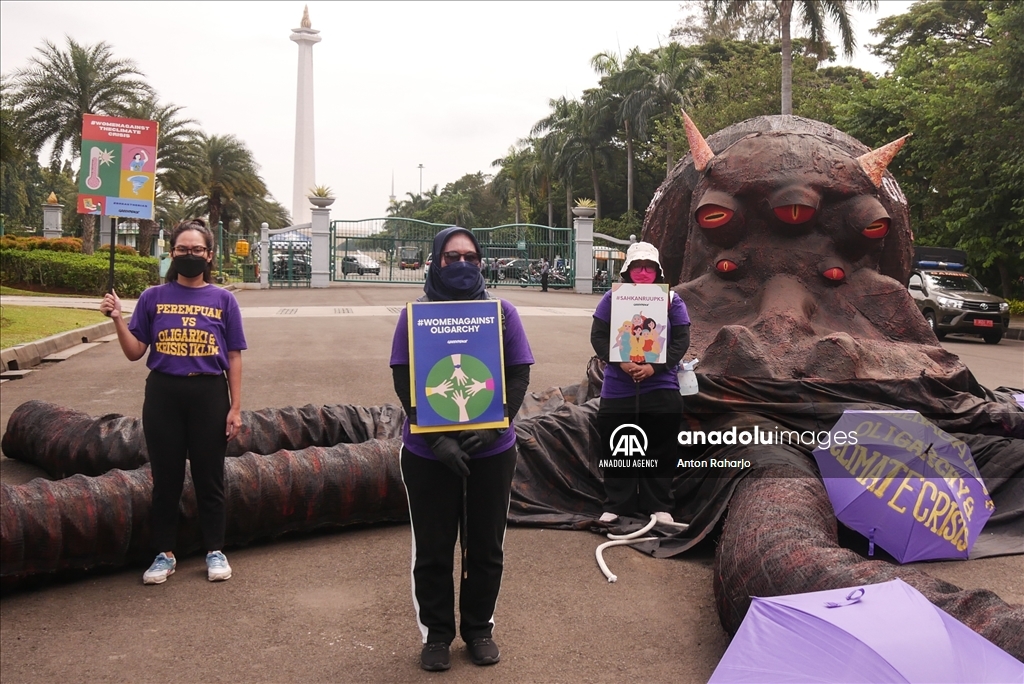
[390,226,534,672]
[100,219,246,585]
[590,241,691,525]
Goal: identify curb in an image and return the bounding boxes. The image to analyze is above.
[1,320,118,372]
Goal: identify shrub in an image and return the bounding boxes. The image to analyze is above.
[0,249,154,297]
[1008,300,1024,316]
[0,236,83,252]
[43,237,83,252]
[99,243,139,256]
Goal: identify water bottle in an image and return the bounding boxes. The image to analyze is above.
[678,358,700,396]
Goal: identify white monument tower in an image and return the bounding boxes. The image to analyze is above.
[290,6,320,225]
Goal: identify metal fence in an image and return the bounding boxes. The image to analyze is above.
[473,224,575,289]
[328,218,575,288]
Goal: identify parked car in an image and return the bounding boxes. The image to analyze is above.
[271,253,311,279]
[341,252,380,275]
[398,246,422,269]
[499,258,537,280]
[909,247,1009,344]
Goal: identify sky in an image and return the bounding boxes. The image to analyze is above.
[1,1,914,224]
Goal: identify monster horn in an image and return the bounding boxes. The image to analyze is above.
[683,110,715,171]
[856,134,911,188]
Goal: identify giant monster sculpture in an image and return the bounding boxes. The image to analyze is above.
[2,116,1022,659]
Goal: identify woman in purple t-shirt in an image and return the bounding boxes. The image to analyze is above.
[390,226,534,672]
[590,241,690,525]
[100,219,247,586]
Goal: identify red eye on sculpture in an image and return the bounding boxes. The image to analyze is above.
[697,205,734,229]
[773,205,816,224]
[823,267,845,281]
[862,218,889,238]
[716,259,738,273]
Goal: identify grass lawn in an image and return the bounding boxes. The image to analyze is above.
[0,305,108,348]
[0,285,90,297]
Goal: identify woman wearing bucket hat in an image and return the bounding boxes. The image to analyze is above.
[590,241,691,524]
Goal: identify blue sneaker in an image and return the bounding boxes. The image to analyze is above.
[143,553,176,584]
[206,551,232,582]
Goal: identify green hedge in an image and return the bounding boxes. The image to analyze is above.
[0,249,155,297]
[0,236,83,252]
[1009,300,1024,316]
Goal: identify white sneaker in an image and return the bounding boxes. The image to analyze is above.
[143,553,176,584]
[206,551,232,581]
[654,511,675,525]
[599,512,619,523]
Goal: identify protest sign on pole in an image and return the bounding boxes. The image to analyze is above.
[77,114,159,221]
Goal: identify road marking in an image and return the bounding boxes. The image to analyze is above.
[238,306,594,319]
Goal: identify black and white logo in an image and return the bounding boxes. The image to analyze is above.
[609,423,648,457]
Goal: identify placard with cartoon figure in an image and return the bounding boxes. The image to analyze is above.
[609,283,670,364]
[408,300,508,433]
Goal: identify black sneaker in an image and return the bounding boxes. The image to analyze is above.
[420,642,451,671]
[467,637,500,666]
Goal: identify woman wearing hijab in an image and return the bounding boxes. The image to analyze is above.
[590,241,691,525]
[390,226,534,672]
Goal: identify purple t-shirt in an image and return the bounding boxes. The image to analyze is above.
[391,298,534,459]
[594,289,690,399]
[129,282,247,376]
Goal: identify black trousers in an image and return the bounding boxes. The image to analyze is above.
[143,371,229,553]
[541,273,549,291]
[598,388,682,515]
[401,445,517,645]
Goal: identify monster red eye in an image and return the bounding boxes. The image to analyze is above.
[773,205,816,224]
[716,259,738,273]
[823,267,845,281]
[862,218,889,238]
[697,205,734,229]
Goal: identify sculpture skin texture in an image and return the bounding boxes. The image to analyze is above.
[2,115,1021,659]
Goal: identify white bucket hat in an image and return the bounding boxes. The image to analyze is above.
[620,241,663,281]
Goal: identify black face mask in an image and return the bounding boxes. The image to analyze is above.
[173,254,207,279]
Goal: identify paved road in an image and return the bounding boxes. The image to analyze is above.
[1,285,1021,683]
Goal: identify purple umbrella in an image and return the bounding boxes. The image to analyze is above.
[709,579,1023,683]
[812,410,993,563]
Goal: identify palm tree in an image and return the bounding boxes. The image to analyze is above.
[523,135,558,226]
[491,145,533,224]
[618,43,704,177]
[11,37,151,253]
[122,98,200,255]
[707,0,877,115]
[532,96,579,226]
[592,47,650,212]
[533,95,616,221]
[184,133,268,234]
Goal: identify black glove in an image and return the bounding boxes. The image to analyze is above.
[459,428,505,455]
[425,434,471,477]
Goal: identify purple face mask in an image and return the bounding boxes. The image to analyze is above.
[631,266,657,284]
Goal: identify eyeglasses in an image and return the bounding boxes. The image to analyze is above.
[442,251,480,264]
[172,246,210,257]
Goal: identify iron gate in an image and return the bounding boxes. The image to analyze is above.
[329,218,575,288]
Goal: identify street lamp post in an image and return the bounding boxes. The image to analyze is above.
[418,164,424,196]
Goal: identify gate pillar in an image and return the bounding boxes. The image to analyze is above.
[311,206,330,288]
[573,215,594,294]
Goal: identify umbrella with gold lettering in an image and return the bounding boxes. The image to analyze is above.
[811,410,993,563]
